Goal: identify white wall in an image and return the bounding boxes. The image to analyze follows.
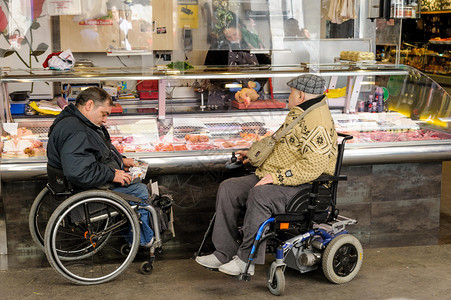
[1,2,53,96]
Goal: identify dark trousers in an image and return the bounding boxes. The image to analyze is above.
[212,174,307,264]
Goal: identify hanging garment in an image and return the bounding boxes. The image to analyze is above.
[327,0,356,24]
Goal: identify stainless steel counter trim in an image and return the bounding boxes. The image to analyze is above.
[1,68,409,83]
[2,142,451,181]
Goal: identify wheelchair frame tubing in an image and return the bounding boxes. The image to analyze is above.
[243,220,351,275]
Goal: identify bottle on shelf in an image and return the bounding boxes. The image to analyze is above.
[366,94,373,112]
[372,94,378,113]
[357,100,365,112]
[376,87,384,113]
[410,0,417,18]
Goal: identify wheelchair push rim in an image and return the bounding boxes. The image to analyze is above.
[44,191,140,285]
[30,187,112,260]
[29,187,58,251]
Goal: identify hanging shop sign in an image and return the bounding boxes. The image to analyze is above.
[78,19,113,26]
[47,0,82,16]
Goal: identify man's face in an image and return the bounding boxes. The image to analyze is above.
[85,100,112,126]
[288,88,303,109]
[224,27,242,44]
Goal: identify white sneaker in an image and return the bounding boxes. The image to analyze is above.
[218,255,254,276]
[195,254,223,269]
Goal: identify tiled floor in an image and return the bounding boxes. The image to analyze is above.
[1,244,451,299]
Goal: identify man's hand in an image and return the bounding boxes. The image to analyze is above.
[113,169,132,186]
[236,150,249,164]
[122,158,137,171]
[255,174,273,186]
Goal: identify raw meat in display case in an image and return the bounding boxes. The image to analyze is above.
[3,110,451,158]
[1,127,46,158]
[333,112,451,143]
[339,129,451,143]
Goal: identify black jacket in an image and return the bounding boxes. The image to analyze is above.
[47,104,123,188]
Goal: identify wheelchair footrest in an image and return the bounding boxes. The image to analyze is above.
[238,273,252,281]
[315,215,357,234]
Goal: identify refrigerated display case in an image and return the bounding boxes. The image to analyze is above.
[1,63,451,179]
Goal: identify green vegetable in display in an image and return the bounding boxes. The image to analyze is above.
[166,61,194,70]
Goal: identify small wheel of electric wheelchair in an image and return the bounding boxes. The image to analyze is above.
[140,261,153,274]
[267,267,285,296]
[121,244,131,256]
[322,234,363,284]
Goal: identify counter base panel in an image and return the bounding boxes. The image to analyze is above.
[0,162,442,268]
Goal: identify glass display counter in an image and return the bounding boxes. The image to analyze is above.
[1,64,451,180]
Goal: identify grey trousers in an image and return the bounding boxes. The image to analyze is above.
[212,174,308,264]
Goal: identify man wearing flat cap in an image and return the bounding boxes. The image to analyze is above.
[196,74,338,276]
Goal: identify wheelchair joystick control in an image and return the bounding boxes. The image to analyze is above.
[225,151,244,170]
[231,152,237,163]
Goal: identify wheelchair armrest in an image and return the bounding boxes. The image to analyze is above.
[313,174,347,182]
[46,183,73,196]
[109,190,144,204]
[274,213,307,223]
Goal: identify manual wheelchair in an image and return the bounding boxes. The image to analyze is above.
[196,133,362,296]
[29,166,173,285]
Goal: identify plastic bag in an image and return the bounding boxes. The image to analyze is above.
[29,101,62,115]
[43,49,75,70]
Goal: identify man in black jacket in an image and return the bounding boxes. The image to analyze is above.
[47,87,149,200]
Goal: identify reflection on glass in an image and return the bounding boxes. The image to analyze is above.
[385,67,451,130]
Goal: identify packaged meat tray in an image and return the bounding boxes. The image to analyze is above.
[213,138,252,149]
[231,99,286,110]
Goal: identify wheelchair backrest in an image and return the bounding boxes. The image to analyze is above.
[285,133,352,215]
[285,184,332,213]
[330,133,352,206]
[334,133,351,177]
[47,164,73,194]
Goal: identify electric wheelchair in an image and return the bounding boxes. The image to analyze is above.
[29,165,173,285]
[196,133,362,296]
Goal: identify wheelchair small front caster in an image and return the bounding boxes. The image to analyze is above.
[140,261,153,274]
[120,244,131,256]
[267,267,285,296]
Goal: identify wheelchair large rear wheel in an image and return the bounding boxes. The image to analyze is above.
[322,234,363,284]
[29,186,61,251]
[44,190,140,285]
[30,187,112,261]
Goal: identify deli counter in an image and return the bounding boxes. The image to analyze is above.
[1,64,451,180]
[0,64,450,259]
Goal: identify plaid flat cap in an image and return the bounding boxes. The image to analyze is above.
[287,74,325,94]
